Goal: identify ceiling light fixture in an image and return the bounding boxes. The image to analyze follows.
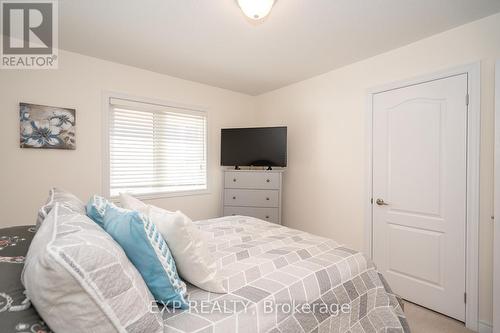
[237,0,276,21]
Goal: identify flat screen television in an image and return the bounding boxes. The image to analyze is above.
[221,126,287,168]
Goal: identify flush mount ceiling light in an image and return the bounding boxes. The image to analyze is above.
[237,0,276,20]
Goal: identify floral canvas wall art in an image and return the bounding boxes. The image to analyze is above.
[20,103,76,150]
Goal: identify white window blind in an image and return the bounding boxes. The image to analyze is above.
[108,98,207,197]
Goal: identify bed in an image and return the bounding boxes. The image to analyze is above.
[164,216,410,333]
[0,217,409,333]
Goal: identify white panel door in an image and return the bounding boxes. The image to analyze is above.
[372,74,468,321]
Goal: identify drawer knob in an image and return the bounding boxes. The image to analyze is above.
[265,215,270,219]
[266,197,270,201]
[266,179,270,183]
[232,196,236,200]
[233,178,237,182]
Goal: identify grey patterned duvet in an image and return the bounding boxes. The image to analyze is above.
[162,216,410,333]
[0,218,409,333]
[0,226,51,333]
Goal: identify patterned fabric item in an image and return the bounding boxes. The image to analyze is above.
[0,225,51,333]
[22,204,163,333]
[86,196,189,308]
[85,194,108,227]
[161,216,410,333]
[36,187,86,229]
[146,208,226,293]
[120,194,225,294]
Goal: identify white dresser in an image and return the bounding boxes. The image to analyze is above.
[222,169,284,224]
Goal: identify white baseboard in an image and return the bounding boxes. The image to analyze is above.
[478,320,493,333]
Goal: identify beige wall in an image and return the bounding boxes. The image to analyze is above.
[255,13,500,326]
[0,49,255,226]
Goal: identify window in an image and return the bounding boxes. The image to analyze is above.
[106,97,207,198]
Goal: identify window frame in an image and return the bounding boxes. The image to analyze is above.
[102,91,210,200]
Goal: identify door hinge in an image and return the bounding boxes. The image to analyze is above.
[464,292,467,303]
[466,94,470,106]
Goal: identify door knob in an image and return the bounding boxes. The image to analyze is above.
[376,198,389,206]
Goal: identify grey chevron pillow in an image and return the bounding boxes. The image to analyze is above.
[36,187,86,229]
[23,204,163,333]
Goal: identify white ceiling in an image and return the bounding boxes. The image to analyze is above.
[59,0,500,95]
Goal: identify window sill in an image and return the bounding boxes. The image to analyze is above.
[110,188,210,202]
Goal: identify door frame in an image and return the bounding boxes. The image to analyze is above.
[494,59,500,333]
[364,62,481,330]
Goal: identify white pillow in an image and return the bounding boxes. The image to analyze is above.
[120,193,225,293]
[120,193,176,217]
[23,203,163,333]
[119,192,148,211]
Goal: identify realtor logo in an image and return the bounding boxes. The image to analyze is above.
[1,0,58,69]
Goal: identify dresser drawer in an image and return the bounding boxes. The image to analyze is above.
[225,171,280,189]
[224,189,279,208]
[223,206,280,224]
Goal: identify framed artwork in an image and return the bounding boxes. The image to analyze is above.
[19,103,76,150]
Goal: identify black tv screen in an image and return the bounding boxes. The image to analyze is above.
[221,127,287,167]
